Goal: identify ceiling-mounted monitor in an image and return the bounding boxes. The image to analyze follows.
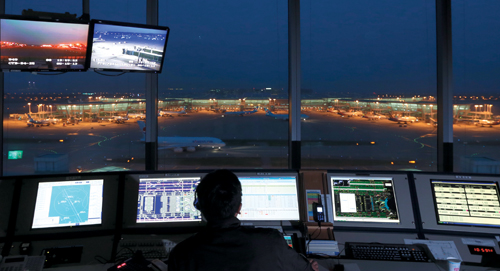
[0,15,89,72]
[87,19,169,73]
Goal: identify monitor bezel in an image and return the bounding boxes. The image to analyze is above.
[0,179,16,238]
[0,14,90,72]
[415,173,500,234]
[326,172,416,229]
[15,174,118,235]
[86,19,170,73]
[122,173,206,229]
[234,171,301,227]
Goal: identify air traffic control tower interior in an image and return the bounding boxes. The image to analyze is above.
[2,1,500,271]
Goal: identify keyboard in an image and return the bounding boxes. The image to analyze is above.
[0,255,45,271]
[345,242,432,262]
[117,239,176,260]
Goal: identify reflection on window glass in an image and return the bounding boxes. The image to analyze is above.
[2,1,146,176]
[453,0,500,173]
[301,0,437,171]
[158,0,288,169]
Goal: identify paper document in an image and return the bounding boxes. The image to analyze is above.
[404,239,462,261]
[461,238,496,247]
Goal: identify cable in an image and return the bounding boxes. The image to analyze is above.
[93,70,127,76]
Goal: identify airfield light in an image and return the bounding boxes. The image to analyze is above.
[59,139,64,142]
[356,143,359,146]
[127,160,130,163]
[370,142,375,145]
[131,157,134,160]
[409,161,416,164]
[391,162,394,165]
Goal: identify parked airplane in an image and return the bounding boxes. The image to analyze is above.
[26,114,50,127]
[389,114,418,124]
[127,112,146,119]
[222,108,258,117]
[363,113,388,120]
[137,121,226,152]
[265,109,309,121]
[159,108,187,117]
[109,112,129,124]
[338,110,363,117]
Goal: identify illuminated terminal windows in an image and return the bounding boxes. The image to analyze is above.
[238,176,300,221]
[137,177,201,223]
[431,180,500,228]
[331,177,400,223]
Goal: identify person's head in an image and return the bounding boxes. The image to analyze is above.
[194,169,242,222]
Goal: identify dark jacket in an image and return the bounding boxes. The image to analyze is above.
[167,217,313,271]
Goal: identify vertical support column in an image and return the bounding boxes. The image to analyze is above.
[288,0,301,170]
[145,0,159,170]
[0,0,5,177]
[82,0,90,19]
[436,0,453,172]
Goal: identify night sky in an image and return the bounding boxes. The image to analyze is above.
[2,0,500,97]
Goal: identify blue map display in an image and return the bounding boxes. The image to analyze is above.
[48,184,90,225]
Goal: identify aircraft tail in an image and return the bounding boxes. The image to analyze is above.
[137,121,146,141]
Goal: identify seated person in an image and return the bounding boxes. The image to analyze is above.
[168,169,318,271]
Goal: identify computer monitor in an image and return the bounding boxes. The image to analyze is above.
[87,19,169,73]
[14,175,118,236]
[415,173,500,234]
[0,15,89,72]
[137,176,201,223]
[235,172,300,225]
[327,173,416,229]
[123,173,205,228]
[32,179,103,229]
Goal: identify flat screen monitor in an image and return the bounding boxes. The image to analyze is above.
[235,172,300,224]
[137,176,201,223]
[0,16,89,72]
[87,19,169,73]
[415,173,500,234]
[327,173,416,229]
[31,179,103,229]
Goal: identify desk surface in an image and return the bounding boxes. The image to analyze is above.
[317,259,500,271]
[46,260,500,271]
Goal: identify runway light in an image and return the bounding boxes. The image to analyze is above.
[131,157,134,160]
[356,143,359,146]
[59,139,64,142]
[391,162,394,165]
[370,142,375,145]
[127,160,130,163]
[409,161,416,164]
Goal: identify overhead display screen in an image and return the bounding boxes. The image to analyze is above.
[88,20,169,72]
[32,180,103,229]
[431,180,500,228]
[0,18,88,71]
[331,177,400,223]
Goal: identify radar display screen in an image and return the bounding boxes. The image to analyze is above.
[137,177,201,223]
[331,177,400,223]
[32,180,103,229]
[431,180,500,228]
